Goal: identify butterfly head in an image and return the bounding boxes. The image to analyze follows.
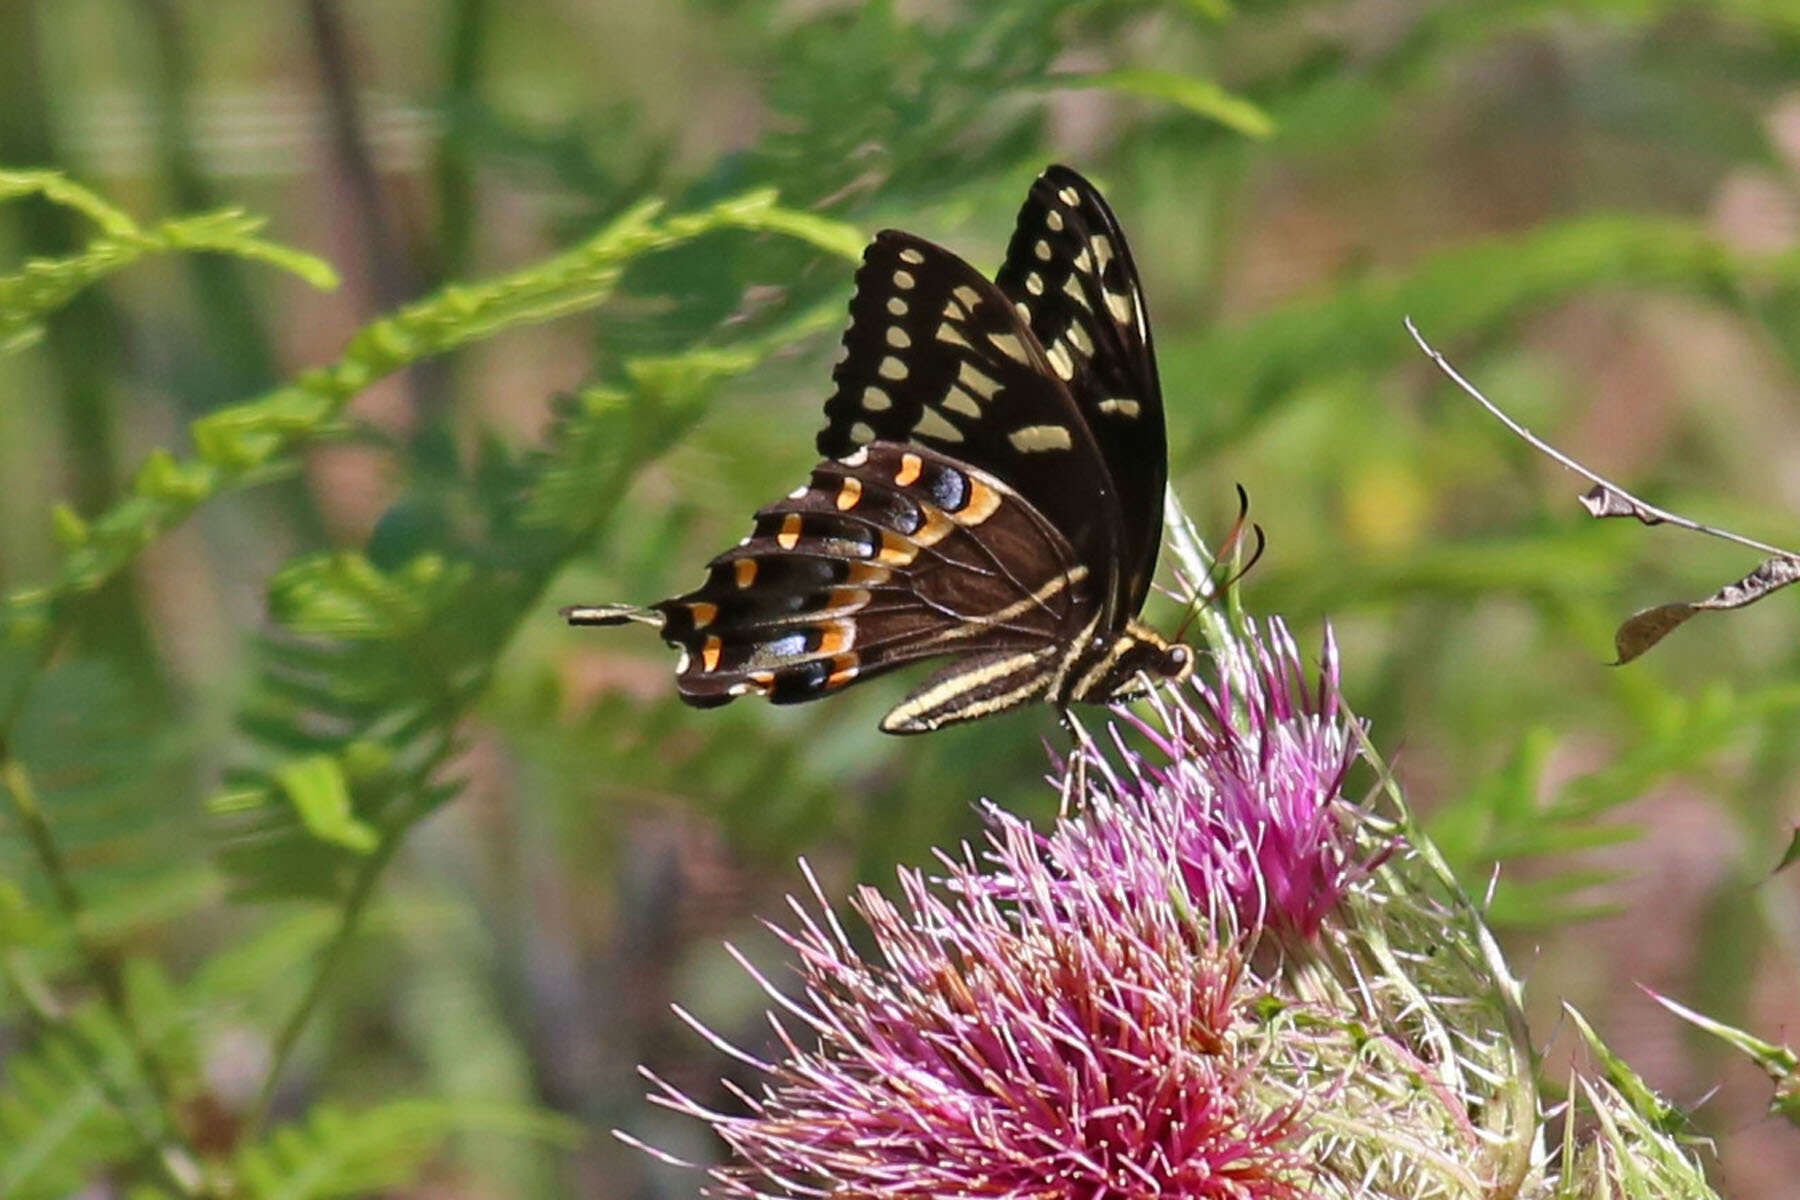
[1066,620,1195,705]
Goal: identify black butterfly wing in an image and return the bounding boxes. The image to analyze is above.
[652,443,1100,723]
[816,231,1127,617]
[995,164,1167,618]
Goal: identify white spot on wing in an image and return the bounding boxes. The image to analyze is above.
[952,285,982,309]
[1105,290,1132,322]
[850,422,877,444]
[1034,239,1051,261]
[1025,273,1044,295]
[937,322,971,349]
[887,296,907,316]
[1057,185,1080,205]
[879,356,908,380]
[1046,209,1064,232]
[1073,248,1093,272]
[899,247,926,265]
[1098,398,1141,418]
[788,485,809,499]
[1044,342,1074,380]
[1008,424,1073,452]
[1066,323,1093,355]
[895,270,915,290]
[887,327,911,348]
[862,386,892,412]
[1064,275,1085,305]
[840,446,871,466]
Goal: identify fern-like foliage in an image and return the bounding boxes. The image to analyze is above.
[212,293,855,900]
[0,170,337,355]
[227,1100,578,1200]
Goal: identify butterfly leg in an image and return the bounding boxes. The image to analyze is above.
[1056,703,1099,818]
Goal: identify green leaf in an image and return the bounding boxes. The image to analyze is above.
[1777,827,1800,875]
[1039,68,1275,139]
[274,757,378,854]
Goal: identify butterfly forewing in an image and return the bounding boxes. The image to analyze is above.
[817,231,1126,609]
[995,165,1167,616]
[653,442,1099,717]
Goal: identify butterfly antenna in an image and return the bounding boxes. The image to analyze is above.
[562,603,661,627]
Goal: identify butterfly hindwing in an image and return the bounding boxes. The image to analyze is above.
[654,443,1098,715]
[817,231,1125,606]
[995,165,1167,616]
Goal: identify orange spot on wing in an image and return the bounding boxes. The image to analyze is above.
[826,654,860,688]
[817,622,853,656]
[690,602,718,628]
[702,635,723,672]
[912,505,955,547]
[896,452,923,487]
[748,670,776,694]
[846,562,892,586]
[954,477,1001,525]
[735,559,758,588]
[836,476,863,510]
[877,530,918,566]
[777,513,804,550]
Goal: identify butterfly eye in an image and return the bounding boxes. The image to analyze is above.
[1160,644,1193,678]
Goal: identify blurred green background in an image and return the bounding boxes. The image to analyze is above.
[1,1,1798,1196]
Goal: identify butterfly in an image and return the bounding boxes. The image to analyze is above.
[566,165,1202,734]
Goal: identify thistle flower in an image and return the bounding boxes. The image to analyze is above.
[640,810,1311,1200]
[1068,618,1381,942]
[632,593,1720,1200]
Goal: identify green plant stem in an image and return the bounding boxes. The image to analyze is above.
[0,745,208,1193]
[241,785,435,1140]
[437,0,490,281]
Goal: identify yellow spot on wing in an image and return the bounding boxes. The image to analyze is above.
[988,331,1028,363]
[1008,424,1073,452]
[914,408,964,443]
[778,513,803,549]
[943,389,982,419]
[957,361,1003,400]
[848,560,892,585]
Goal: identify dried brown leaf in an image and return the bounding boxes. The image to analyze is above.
[1580,484,1662,524]
[1611,555,1800,664]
